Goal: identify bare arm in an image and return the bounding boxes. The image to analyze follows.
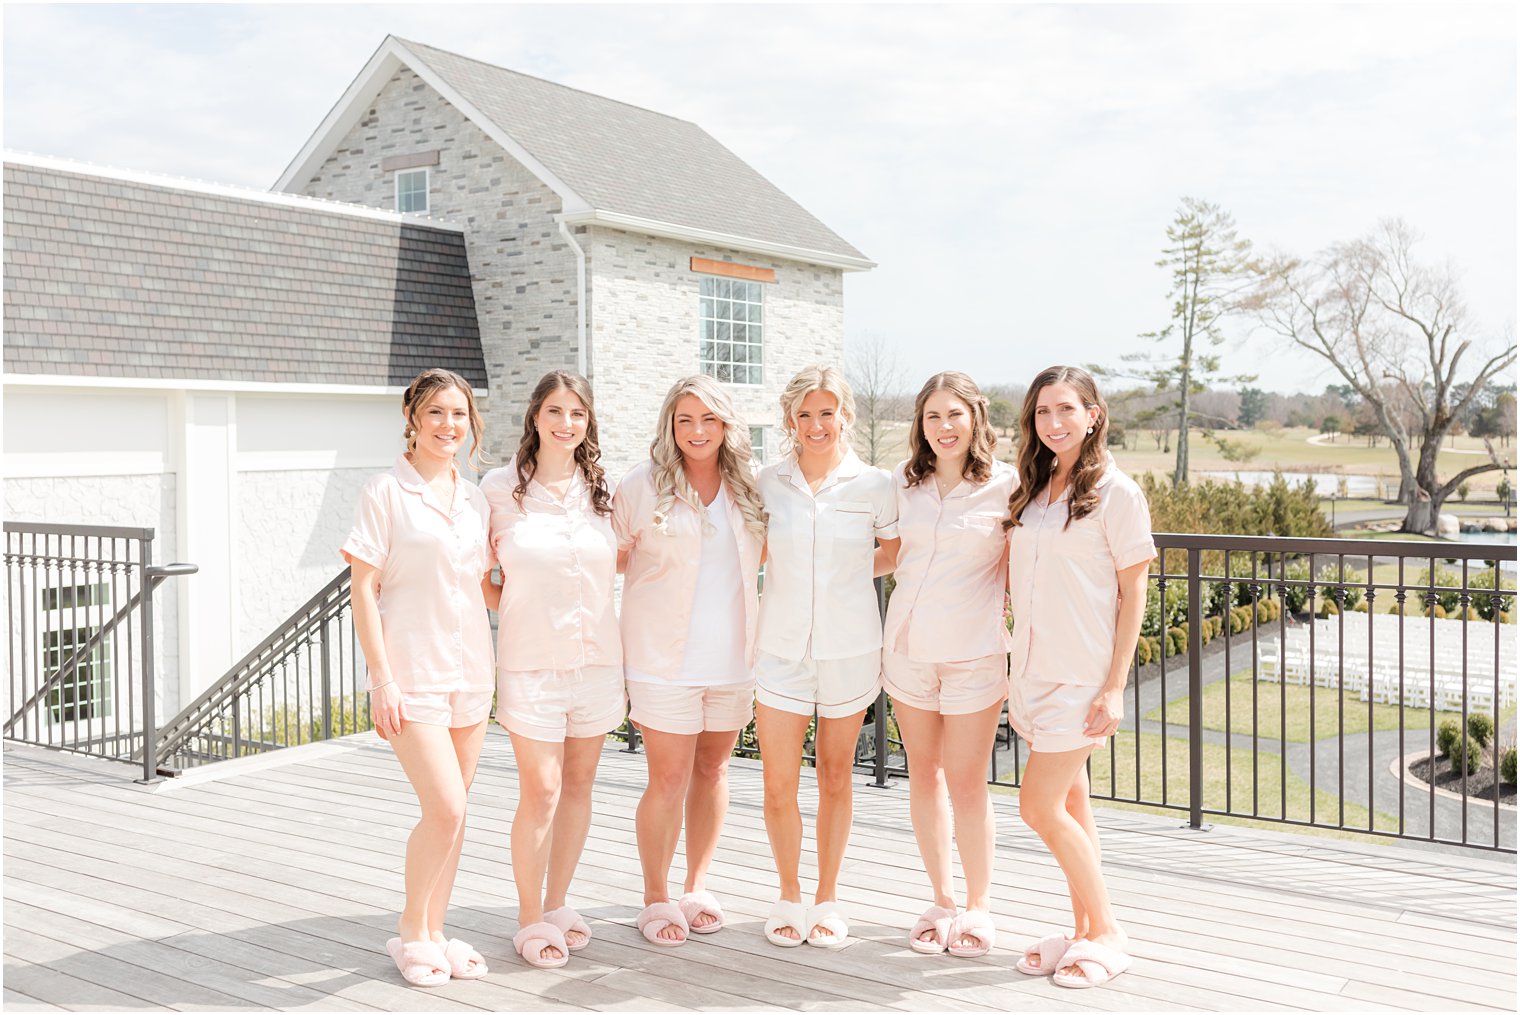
[1084,559,1152,736]
[873,537,901,578]
[349,558,405,739]
[480,569,502,612]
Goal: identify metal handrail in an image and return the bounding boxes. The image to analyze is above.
[155,567,353,762]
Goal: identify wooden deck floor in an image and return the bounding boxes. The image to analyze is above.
[3,730,1515,1012]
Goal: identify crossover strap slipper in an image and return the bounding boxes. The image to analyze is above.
[636,901,689,947]
[806,900,850,950]
[908,905,957,954]
[385,937,450,987]
[763,898,808,948]
[946,910,996,958]
[1017,932,1073,975]
[442,937,488,979]
[544,906,592,952]
[513,921,570,969]
[1052,939,1133,989]
[677,890,725,935]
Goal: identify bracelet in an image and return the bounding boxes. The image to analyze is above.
[366,681,394,693]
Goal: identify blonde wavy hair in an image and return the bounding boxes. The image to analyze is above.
[779,364,855,456]
[649,375,768,541]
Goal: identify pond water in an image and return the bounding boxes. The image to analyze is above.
[1452,530,1516,546]
[1198,470,1382,497]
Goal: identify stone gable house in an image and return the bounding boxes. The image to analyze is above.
[279,36,873,472]
[2,36,869,714]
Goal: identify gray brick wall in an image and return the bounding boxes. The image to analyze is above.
[297,67,579,465]
[295,67,848,481]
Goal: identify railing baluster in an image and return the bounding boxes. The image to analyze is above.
[1187,547,1204,830]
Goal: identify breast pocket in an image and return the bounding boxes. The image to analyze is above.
[831,501,874,540]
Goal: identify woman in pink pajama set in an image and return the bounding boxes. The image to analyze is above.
[1005,366,1155,990]
[613,375,767,947]
[877,371,1014,959]
[343,368,495,987]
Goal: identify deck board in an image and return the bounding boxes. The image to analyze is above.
[4,731,1515,1012]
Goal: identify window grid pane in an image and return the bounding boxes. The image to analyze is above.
[397,169,429,214]
[698,277,763,384]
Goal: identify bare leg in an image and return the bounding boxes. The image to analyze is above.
[542,734,604,949]
[425,721,488,946]
[810,709,866,942]
[508,731,565,961]
[636,726,697,942]
[942,701,1003,949]
[388,722,470,944]
[1018,747,1126,983]
[683,727,742,929]
[1064,765,1099,938]
[756,703,811,941]
[892,700,954,940]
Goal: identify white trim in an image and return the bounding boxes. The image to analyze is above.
[3,454,171,479]
[563,210,876,272]
[3,374,486,398]
[235,451,397,473]
[558,217,589,377]
[274,37,593,215]
[4,151,466,233]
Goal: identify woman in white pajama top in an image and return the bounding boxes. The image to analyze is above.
[1005,366,1154,990]
[613,375,768,947]
[755,365,900,950]
[480,370,623,970]
[343,369,494,987]
[876,371,1015,959]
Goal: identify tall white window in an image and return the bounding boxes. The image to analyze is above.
[42,582,112,723]
[700,277,763,385]
[749,425,768,464]
[396,168,429,214]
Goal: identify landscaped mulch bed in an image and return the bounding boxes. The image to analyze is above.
[1409,753,1516,805]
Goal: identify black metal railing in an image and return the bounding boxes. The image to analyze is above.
[3,522,196,781]
[154,568,370,772]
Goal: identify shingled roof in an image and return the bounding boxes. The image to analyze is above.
[276,37,872,271]
[3,157,486,388]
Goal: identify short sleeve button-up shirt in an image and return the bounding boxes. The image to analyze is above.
[481,458,622,672]
[757,448,899,662]
[1008,456,1156,687]
[340,455,495,693]
[613,458,765,681]
[884,458,1016,662]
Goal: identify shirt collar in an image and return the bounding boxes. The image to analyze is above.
[780,446,866,495]
[515,455,588,508]
[394,454,460,517]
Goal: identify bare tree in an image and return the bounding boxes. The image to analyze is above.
[846,331,906,466]
[1249,220,1517,533]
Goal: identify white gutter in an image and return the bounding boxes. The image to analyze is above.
[558,217,590,377]
[560,209,876,272]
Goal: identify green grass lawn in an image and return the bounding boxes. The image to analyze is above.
[1144,672,1464,742]
[993,730,1401,840]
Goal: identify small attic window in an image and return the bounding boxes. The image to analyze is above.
[396,168,429,214]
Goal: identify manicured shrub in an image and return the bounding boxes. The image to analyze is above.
[1467,713,1495,750]
[1352,600,1369,613]
[1145,636,1163,664]
[1209,616,1225,640]
[1166,626,1187,657]
[1502,747,1517,785]
[1199,620,1214,647]
[1437,718,1462,759]
[1430,603,1447,619]
[1135,638,1153,666]
[1317,598,1340,618]
[1453,736,1482,775]
[1501,611,1514,625]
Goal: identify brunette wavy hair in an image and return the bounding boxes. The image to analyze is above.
[1004,365,1108,531]
[903,371,998,488]
[512,370,612,516]
[402,368,490,471]
[648,375,769,540]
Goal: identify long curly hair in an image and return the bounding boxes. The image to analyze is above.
[648,375,768,541]
[903,371,997,488]
[402,368,490,471]
[1005,365,1108,531]
[512,370,612,516]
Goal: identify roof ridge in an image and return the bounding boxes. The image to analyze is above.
[392,36,697,129]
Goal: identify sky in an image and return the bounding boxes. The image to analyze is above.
[3,2,1515,395]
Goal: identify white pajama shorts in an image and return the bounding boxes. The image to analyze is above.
[496,665,626,742]
[754,649,881,719]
